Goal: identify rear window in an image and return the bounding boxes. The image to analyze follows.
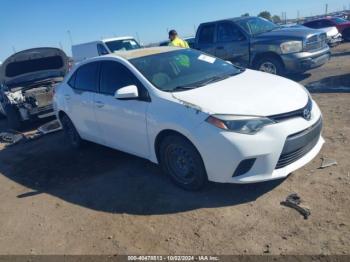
[6,56,64,77]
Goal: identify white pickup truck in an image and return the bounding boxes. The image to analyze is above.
[72,37,141,63]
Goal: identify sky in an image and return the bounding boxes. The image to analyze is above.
[0,0,349,61]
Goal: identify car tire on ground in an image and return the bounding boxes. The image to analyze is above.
[60,114,84,149]
[255,56,285,76]
[159,135,208,191]
[4,105,23,130]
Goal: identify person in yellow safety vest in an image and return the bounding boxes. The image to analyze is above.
[168,30,189,48]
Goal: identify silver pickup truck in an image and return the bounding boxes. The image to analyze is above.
[194,16,331,75]
[0,48,68,129]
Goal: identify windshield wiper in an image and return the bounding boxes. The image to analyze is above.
[172,85,198,92]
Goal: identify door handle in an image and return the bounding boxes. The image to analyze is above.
[64,94,71,100]
[95,101,105,108]
[216,46,224,50]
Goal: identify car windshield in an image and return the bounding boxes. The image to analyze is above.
[236,17,280,35]
[105,39,141,52]
[130,49,243,92]
[332,17,348,24]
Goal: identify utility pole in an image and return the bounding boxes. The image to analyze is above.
[67,30,73,46]
[12,46,16,53]
[59,42,63,50]
[325,4,328,15]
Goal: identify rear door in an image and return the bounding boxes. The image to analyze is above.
[196,23,217,55]
[65,62,102,143]
[93,60,150,157]
[215,22,250,66]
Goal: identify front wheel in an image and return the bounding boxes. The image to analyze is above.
[159,135,208,191]
[255,56,285,76]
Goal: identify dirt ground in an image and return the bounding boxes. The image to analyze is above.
[0,44,349,255]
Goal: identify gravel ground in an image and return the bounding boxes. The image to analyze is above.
[0,43,349,255]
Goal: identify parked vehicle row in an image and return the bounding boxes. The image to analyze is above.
[54,47,324,190]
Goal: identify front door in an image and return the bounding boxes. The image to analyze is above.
[93,61,150,158]
[215,22,250,67]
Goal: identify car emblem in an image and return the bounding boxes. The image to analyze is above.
[303,108,311,121]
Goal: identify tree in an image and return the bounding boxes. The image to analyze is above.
[258,11,272,21]
[272,15,282,24]
[241,13,250,17]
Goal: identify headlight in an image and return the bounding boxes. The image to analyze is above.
[280,41,303,54]
[206,115,275,135]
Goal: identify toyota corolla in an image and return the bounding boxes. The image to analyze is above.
[54,47,324,190]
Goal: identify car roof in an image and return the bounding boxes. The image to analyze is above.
[106,46,180,60]
[102,36,135,42]
[200,16,255,25]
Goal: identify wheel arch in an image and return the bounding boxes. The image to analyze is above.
[154,129,202,165]
[252,51,285,69]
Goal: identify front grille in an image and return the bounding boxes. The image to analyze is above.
[269,97,312,122]
[276,117,322,169]
[304,33,327,52]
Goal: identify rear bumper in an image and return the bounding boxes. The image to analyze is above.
[281,47,331,73]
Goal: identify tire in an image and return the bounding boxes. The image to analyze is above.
[159,135,208,190]
[254,56,285,76]
[4,105,23,130]
[60,114,84,149]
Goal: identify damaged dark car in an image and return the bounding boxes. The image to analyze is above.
[0,48,69,129]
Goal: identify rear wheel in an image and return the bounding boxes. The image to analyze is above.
[159,135,208,190]
[60,114,84,149]
[4,105,23,130]
[255,56,285,76]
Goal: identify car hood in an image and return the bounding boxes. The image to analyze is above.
[172,69,309,116]
[0,47,68,88]
[256,26,321,40]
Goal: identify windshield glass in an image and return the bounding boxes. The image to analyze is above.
[236,17,279,35]
[105,39,141,52]
[332,17,348,24]
[130,49,242,92]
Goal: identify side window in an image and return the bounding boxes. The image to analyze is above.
[100,61,140,95]
[217,23,245,42]
[198,24,215,44]
[97,44,109,55]
[74,62,99,92]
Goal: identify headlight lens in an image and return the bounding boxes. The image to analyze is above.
[206,115,275,135]
[280,41,303,54]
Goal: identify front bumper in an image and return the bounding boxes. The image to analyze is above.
[193,100,324,184]
[281,47,331,73]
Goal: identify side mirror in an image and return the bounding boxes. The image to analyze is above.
[114,85,139,100]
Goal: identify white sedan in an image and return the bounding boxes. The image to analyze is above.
[54,47,324,190]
